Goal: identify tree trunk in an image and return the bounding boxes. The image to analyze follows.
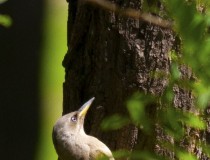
[62,0,197,158]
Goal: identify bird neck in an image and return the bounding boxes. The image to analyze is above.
[78,125,86,136]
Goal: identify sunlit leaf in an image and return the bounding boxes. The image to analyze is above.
[0,14,12,27]
[193,82,210,109]
[183,112,206,129]
[177,150,197,160]
[127,98,144,123]
[169,51,179,62]
[0,0,7,4]
[201,143,210,157]
[171,63,181,80]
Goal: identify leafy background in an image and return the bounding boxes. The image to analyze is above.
[1,0,67,159]
[1,0,210,159]
[36,0,67,159]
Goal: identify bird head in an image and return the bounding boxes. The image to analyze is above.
[54,97,95,135]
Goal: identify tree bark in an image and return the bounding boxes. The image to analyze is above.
[62,0,199,159]
[63,0,174,150]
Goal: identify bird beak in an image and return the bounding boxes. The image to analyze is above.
[78,97,95,118]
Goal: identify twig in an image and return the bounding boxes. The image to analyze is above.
[83,0,174,29]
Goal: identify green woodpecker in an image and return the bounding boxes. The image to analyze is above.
[52,97,114,160]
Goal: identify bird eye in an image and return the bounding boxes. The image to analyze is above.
[71,115,77,122]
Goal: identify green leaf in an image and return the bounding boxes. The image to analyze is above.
[201,143,210,157]
[171,63,181,80]
[183,112,206,130]
[193,82,210,109]
[96,156,110,160]
[112,150,130,159]
[0,14,12,27]
[126,93,152,133]
[130,151,165,160]
[0,0,7,4]
[160,107,184,140]
[176,150,197,160]
[100,114,129,131]
[127,98,144,123]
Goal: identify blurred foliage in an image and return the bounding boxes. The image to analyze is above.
[176,150,197,160]
[0,0,12,27]
[0,14,12,27]
[101,0,210,159]
[36,0,67,160]
[0,0,7,3]
[101,114,130,130]
[126,93,154,134]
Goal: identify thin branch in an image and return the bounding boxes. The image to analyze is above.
[83,0,174,29]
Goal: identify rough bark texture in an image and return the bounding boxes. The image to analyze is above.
[62,0,205,159]
[63,0,174,151]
